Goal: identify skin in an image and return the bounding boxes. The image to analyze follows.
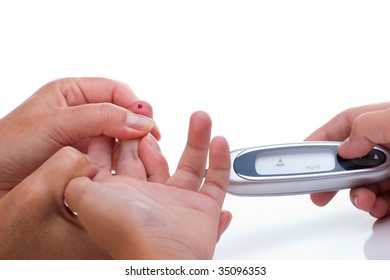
[65,111,232,259]
[306,102,390,218]
[0,78,159,259]
[0,77,159,196]
[0,80,231,259]
[0,147,108,259]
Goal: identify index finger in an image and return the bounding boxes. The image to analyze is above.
[307,102,390,206]
[167,111,212,191]
[56,77,138,108]
[55,78,161,140]
[305,102,390,142]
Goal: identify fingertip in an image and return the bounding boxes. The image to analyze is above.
[128,101,161,140]
[138,134,170,183]
[211,135,229,148]
[209,136,231,179]
[209,136,231,178]
[222,210,233,226]
[310,192,337,207]
[217,210,233,241]
[369,198,388,218]
[58,103,153,143]
[128,100,154,118]
[339,137,375,159]
[210,135,230,155]
[192,110,211,119]
[188,111,212,151]
[190,111,212,130]
[151,126,162,141]
[337,138,351,157]
[351,188,377,212]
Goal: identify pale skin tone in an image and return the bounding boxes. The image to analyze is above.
[65,110,232,260]
[8,79,389,258]
[0,77,159,197]
[0,109,231,259]
[0,78,159,259]
[0,147,110,259]
[306,102,390,218]
[0,78,231,259]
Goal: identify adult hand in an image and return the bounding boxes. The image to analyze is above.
[0,147,110,259]
[0,99,158,259]
[0,78,159,191]
[306,102,390,218]
[65,111,232,259]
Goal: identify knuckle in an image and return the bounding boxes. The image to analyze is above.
[338,107,358,132]
[351,113,366,132]
[54,146,87,167]
[95,103,121,122]
[18,148,88,209]
[349,110,375,136]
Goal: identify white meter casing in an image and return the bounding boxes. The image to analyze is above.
[228,142,390,196]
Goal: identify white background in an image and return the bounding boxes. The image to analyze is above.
[1,0,390,259]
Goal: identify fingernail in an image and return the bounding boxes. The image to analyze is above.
[338,139,351,156]
[223,214,233,234]
[154,124,161,138]
[146,133,161,151]
[126,112,154,131]
[354,197,360,208]
[339,139,349,150]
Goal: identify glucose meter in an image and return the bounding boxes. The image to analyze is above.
[228,142,390,196]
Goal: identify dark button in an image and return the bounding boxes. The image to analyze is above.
[351,150,386,167]
[338,149,386,170]
[350,156,368,166]
[366,150,386,167]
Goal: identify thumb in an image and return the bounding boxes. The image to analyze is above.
[48,103,155,144]
[338,137,374,159]
[64,177,129,256]
[338,109,390,158]
[6,147,97,215]
[64,176,99,217]
[217,210,232,242]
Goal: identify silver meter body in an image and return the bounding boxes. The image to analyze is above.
[228,142,390,196]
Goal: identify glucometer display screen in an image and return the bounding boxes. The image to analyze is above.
[255,148,336,175]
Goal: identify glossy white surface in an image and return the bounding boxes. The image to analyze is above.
[1,1,390,259]
[214,191,387,259]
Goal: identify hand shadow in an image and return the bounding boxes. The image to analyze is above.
[364,216,390,259]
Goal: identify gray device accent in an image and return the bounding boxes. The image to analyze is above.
[228,142,390,196]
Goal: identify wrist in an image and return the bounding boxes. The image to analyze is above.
[110,237,200,260]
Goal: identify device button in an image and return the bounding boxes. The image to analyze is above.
[350,157,368,166]
[366,150,386,167]
[350,150,386,167]
[338,149,386,170]
[351,150,386,167]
